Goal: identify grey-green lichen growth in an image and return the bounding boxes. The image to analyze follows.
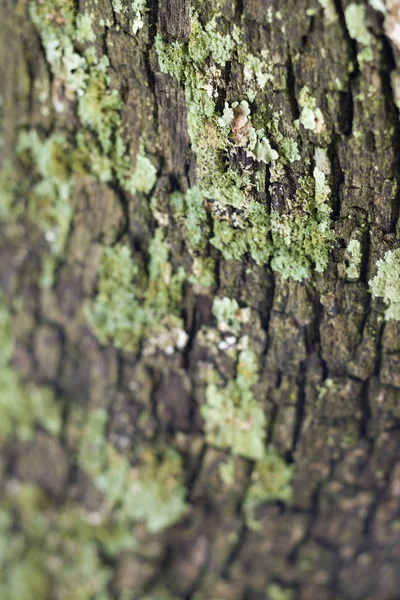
[345,3,372,46]
[85,237,186,354]
[267,584,296,600]
[125,151,157,194]
[344,3,374,63]
[112,0,147,34]
[156,14,334,280]
[346,239,362,280]
[298,87,326,134]
[201,350,266,460]
[369,248,400,320]
[17,130,73,287]
[0,296,62,442]
[270,168,333,281]
[78,409,188,533]
[0,477,139,600]
[22,0,158,288]
[244,451,293,528]
[212,296,250,334]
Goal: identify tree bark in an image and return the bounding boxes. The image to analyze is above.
[1,1,400,599]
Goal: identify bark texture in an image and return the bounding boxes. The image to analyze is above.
[1,1,400,599]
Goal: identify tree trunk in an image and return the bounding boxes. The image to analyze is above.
[1,0,400,598]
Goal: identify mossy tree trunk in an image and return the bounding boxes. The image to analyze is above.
[1,0,400,599]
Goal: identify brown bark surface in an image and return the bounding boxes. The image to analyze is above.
[1,1,400,599]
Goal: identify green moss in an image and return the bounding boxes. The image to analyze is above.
[201,351,266,460]
[0,296,63,442]
[244,450,293,529]
[78,409,188,533]
[369,248,400,320]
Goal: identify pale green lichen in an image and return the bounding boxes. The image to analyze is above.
[78,409,188,532]
[0,481,135,600]
[201,351,266,460]
[27,0,152,287]
[75,12,96,43]
[77,55,122,154]
[210,200,272,265]
[16,130,72,287]
[219,456,236,485]
[131,0,147,34]
[84,244,143,352]
[346,239,362,280]
[270,169,333,280]
[29,0,142,191]
[368,0,386,12]
[156,17,333,278]
[345,3,372,46]
[85,234,186,354]
[298,87,325,134]
[212,297,251,334]
[113,0,147,34]
[170,187,216,288]
[0,160,20,222]
[267,583,295,600]
[125,152,157,194]
[243,51,273,101]
[156,14,252,214]
[0,296,62,442]
[369,248,400,320]
[318,0,338,23]
[344,3,374,62]
[219,100,278,164]
[244,450,293,528]
[29,1,88,100]
[171,186,208,253]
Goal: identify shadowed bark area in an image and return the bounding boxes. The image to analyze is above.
[1,0,400,599]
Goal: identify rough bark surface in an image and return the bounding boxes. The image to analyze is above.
[1,1,400,599]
